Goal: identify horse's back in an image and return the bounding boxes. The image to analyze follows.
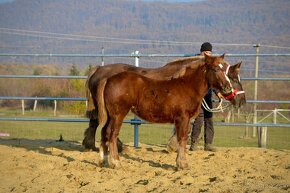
[104,71,145,109]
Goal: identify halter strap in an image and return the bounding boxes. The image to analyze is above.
[220,63,245,101]
[223,89,245,100]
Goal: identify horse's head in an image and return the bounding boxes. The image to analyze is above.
[223,62,246,108]
[204,53,237,105]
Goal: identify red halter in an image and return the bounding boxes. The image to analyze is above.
[220,64,245,101]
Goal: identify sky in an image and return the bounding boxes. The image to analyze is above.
[0,0,205,3]
[0,0,13,3]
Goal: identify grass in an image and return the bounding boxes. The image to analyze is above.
[0,119,289,150]
[0,108,289,150]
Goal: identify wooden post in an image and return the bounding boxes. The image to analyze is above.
[231,107,235,122]
[21,100,25,115]
[244,119,249,138]
[273,109,277,124]
[258,126,267,148]
[54,100,57,116]
[225,110,231,123]
[33,98,38,111]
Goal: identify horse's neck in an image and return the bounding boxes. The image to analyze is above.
[182,63,209,97]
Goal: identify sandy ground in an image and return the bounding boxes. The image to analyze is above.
[0,138,289,193]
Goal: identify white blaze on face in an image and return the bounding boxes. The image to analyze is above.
[219,63,233,91]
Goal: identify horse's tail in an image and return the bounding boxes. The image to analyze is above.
[85,66,99,119]
[96,78,108,132]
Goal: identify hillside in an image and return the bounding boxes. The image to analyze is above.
[0,0,290,53]
[0,0,290,76]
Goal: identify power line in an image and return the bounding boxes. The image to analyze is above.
[1,27,290,49]
[0,27,200,46]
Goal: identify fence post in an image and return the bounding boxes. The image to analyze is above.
[21,99,25,115]
[131,117,141,148]
[33,97,37,111]
[54,100,57,116]
[133,50,140,147]
[245,119,249,138]
[101,47,105,66]
[273,108,277,124]
[258,126,267,148]
[253,44,260,137]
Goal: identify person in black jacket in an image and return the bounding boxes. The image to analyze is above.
[189,42,217,152]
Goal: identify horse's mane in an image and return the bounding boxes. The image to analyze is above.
[166,55,204,66]
[171,56,206,79]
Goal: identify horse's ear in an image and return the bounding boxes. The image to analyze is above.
[221,53,226,59]
[234,61,242,73]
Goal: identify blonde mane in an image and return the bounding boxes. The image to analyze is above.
[172,56,205,79]
[167,55,204,65]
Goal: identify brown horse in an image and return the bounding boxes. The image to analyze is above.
[84,55,203,151]
[83,56,246,151]
[97,54,239,170]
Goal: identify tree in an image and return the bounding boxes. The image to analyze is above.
[69,64,80,76]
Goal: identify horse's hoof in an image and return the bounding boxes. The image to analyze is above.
[83,148,92,152]
[167,145,177,153]
[98,159,105,167]
[83,146,98,152]
[92,146,99,152]
[177,162,189,170]
[109,159,121,169]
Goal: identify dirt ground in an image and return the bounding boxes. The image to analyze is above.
[0,138,289,193]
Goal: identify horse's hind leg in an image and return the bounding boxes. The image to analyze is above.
[99,119,110,167]
[107,116,124,169]
[83,118,124,153]
[82,118,99,151]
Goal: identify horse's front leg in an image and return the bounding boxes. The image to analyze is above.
[175,117,191,170]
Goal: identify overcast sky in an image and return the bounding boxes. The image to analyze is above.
[0,0,205,3]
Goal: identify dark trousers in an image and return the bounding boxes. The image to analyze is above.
[191,90,214,145]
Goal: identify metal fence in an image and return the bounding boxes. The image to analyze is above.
[0,52,290,148]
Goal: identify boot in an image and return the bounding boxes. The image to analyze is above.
[189,143,199,151]
[204,144,217,152]
[189,113,203,151]
[204,117,217,152]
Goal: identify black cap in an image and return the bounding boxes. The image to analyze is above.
[200,42,212,52]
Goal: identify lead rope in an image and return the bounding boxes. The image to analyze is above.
[202,98,230,113]
[202,64,231,113]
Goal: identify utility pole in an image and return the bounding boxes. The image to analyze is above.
[101,47,104,66]
[253,44,260,137]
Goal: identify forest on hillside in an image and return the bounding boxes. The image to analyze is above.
[0,0,290,54]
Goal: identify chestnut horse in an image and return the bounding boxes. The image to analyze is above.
[97,54,239,170]
[83,56,246,151]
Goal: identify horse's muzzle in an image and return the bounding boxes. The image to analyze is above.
[223,89,245,101]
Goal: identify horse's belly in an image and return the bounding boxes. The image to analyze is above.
[131,106,172,123]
